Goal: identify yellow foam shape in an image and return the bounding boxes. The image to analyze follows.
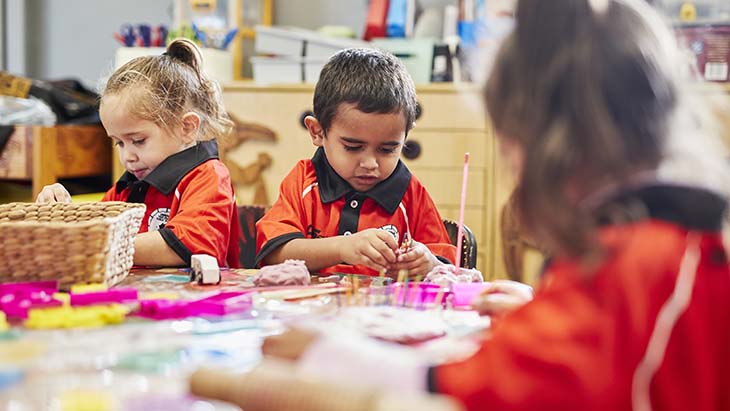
[60,389,112,411]
[0,311,7,332]
[53,292,71,305]
[71,283,108,294]
[25,304,128,329]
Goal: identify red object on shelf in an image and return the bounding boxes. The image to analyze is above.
[675,24,730,82]
[364,0,390,41]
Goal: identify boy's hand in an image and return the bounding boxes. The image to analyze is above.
[340,228,398,272]
[389,240,440,277]
[36,183,72,203]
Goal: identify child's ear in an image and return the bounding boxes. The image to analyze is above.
[181,112,201,144]
[304,115,325,147]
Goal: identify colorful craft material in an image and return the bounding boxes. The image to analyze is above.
[70,283,108,294]
[24,304,129,329]
[70,288,138,306]
[136,291,252,320]
[450,283,491,308]
[0,281,62,318]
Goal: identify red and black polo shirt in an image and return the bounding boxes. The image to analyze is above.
[103,139,241,268]
[256,147,456,274]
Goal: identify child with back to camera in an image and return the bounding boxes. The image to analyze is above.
[37,39,241,268]
[248,0,730,410]
[255,48,456,277]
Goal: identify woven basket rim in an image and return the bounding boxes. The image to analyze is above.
[0,202,146,227]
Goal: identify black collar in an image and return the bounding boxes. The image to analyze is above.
[594,184,727,231]
[115,139,219,195]
[311,147,412,215]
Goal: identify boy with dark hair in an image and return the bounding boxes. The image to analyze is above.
[255,48,455,276]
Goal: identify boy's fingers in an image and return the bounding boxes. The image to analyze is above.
[371,240,397,263]
[396,247,423,263]
[373,230,398,250]
[360,245,389,271]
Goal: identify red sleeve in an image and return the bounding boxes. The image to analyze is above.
[432,275,610,411]
[255,162,308,266]
[163,161,237,267]
[101,186,119,201]
[410,178,457,263]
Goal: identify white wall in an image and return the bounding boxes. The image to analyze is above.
[24,0,172,89]
[15,0,368,88]
[274,0,369,37]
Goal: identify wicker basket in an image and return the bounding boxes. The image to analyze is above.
[0,202,145,288]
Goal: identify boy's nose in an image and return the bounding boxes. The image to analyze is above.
[360,156,378,170]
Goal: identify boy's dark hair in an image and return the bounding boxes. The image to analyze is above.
[313,48,417,134]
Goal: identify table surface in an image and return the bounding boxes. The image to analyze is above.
[0,269,487,411]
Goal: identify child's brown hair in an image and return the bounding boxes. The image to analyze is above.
[485,0,729,259]
[103,38,232,141]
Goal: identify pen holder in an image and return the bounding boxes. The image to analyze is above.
[114,47,234,84]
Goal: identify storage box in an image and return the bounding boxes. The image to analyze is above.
[306,35,371,59]
[254,26,308,56]
[372,38,435,84]
[250,56,303,84]
[0,202,145,289]
[114,47,234,84]
[255,25,372,59]
[675,24,730,82]
[303,58,329,83]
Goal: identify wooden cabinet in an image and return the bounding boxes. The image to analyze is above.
[222,82,507,277]
[0,125,111,199]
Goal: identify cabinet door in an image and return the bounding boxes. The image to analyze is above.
[223,89,315,205]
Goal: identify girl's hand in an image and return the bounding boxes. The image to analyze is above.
[471,280,534,316]
[389,240,441,277]
[262,328,320,361]
[339,229,398,272]
[36,183,72,203]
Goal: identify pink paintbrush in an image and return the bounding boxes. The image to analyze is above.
[455,152,470,269]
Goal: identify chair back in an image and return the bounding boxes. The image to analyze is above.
[238,205,268,268]
[442,219,478,269]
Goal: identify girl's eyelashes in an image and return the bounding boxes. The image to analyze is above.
[132,138,146,146]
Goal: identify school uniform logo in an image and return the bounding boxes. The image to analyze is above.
[380,225,399,242]
[148,208,171,231]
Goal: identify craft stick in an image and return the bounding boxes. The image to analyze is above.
[397,269,407,284]
[433,287,445,310]
[455,152,470,269]
[353,276,360,306]
[402,277,410,307]
[281,287,345,301]
[257,283,336,300]
[412,275,423,309]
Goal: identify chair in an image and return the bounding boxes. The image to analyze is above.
[500,191,544,282]
[238,205,268,268]
[443,219,478,269]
